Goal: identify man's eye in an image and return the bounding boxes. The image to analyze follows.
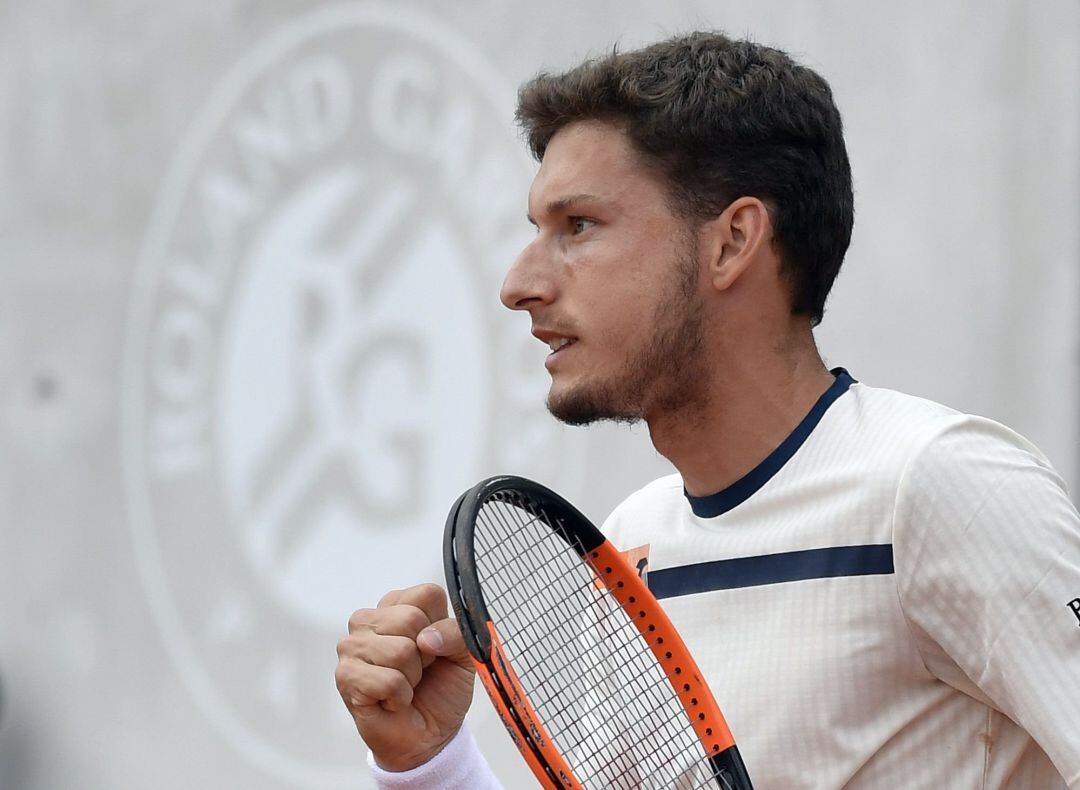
[570,217,595,234]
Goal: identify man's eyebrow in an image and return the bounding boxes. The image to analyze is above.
[547,193,601,213]
[527,193,603,226]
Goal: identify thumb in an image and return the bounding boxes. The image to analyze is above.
[416,617,473,667]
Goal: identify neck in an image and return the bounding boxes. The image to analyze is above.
[645,326,835,497]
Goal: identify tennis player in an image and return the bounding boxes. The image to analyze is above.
[335,31,1080,787]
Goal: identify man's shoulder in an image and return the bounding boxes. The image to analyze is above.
[842,383,1066,549]
[846,380,1052,476]
[599,473,685,540]
[844,380,962,435]
[833,381,1051,482]
[616,472,686,511]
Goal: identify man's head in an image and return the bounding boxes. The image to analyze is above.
[501,120,711,425]
[502,32,853,425]
[517,31,852,327]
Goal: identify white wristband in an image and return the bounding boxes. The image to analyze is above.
[367,722,503,790]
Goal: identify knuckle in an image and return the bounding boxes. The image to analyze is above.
[336,632,370,659]
[399,605,431,633]
[377,588,402,607]
[372,669,405,699]
[385,637,417,668]
[415,582,445,603]
[334,663,353,693]
[348,608,377,631]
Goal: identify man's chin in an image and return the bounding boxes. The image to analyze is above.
[546,388,641,427]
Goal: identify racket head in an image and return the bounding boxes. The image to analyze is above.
[444,475,752,789]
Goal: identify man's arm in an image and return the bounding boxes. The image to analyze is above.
[894,417,1080,784]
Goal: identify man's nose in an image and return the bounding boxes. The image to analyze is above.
[500,237,554,311]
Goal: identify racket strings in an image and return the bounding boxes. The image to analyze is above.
[474,500,725,789]
[554,669,715,786]
[476,506,699,786]
[478,502,697,723]
[477,505,692,723]
[477,510,716,790]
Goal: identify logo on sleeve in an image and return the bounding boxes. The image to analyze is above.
[1067,598,1080,627]
[620,544,651,581]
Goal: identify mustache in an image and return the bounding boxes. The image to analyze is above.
[531,318,580,336]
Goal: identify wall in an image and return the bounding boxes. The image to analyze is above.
[0,1,1077,787]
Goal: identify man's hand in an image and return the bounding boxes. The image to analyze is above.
[336,583,476,772]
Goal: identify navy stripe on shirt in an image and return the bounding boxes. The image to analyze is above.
[648,544,894,600]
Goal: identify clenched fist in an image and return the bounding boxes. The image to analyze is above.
[336,583,476,771]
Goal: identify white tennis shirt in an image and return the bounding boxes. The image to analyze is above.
[370,372,1080,788]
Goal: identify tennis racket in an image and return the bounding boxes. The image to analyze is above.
[444,475,753,789]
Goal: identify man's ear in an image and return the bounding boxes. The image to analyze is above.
[700,197,772,292]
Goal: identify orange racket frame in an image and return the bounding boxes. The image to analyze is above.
[444,476,752,789]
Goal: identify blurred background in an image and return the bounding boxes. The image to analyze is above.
[0,1,1077,787]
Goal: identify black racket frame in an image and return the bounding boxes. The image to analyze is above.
[443,475,752,790]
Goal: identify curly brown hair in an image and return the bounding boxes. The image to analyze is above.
[516,31,854,325]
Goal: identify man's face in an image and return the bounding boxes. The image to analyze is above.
[500,121,708,425]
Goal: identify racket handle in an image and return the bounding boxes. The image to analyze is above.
[710,745,753,789]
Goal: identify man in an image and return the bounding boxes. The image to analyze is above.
[335,32,1080,788]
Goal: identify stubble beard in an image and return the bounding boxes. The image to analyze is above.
[546,246,708,427]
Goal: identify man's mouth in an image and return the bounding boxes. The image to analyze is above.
[532,328,578,359]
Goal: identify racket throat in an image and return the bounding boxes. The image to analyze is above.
[709,745,753,789]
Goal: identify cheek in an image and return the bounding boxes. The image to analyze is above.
[590,300,651,361]
[572,238,672,349]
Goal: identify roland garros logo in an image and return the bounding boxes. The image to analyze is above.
[122,5,576,784]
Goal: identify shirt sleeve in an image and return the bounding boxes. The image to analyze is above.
[894,416,1080,784]
[367,722,503,790]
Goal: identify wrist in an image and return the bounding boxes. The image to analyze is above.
[370,726,461,773]
[368,724,501,790]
